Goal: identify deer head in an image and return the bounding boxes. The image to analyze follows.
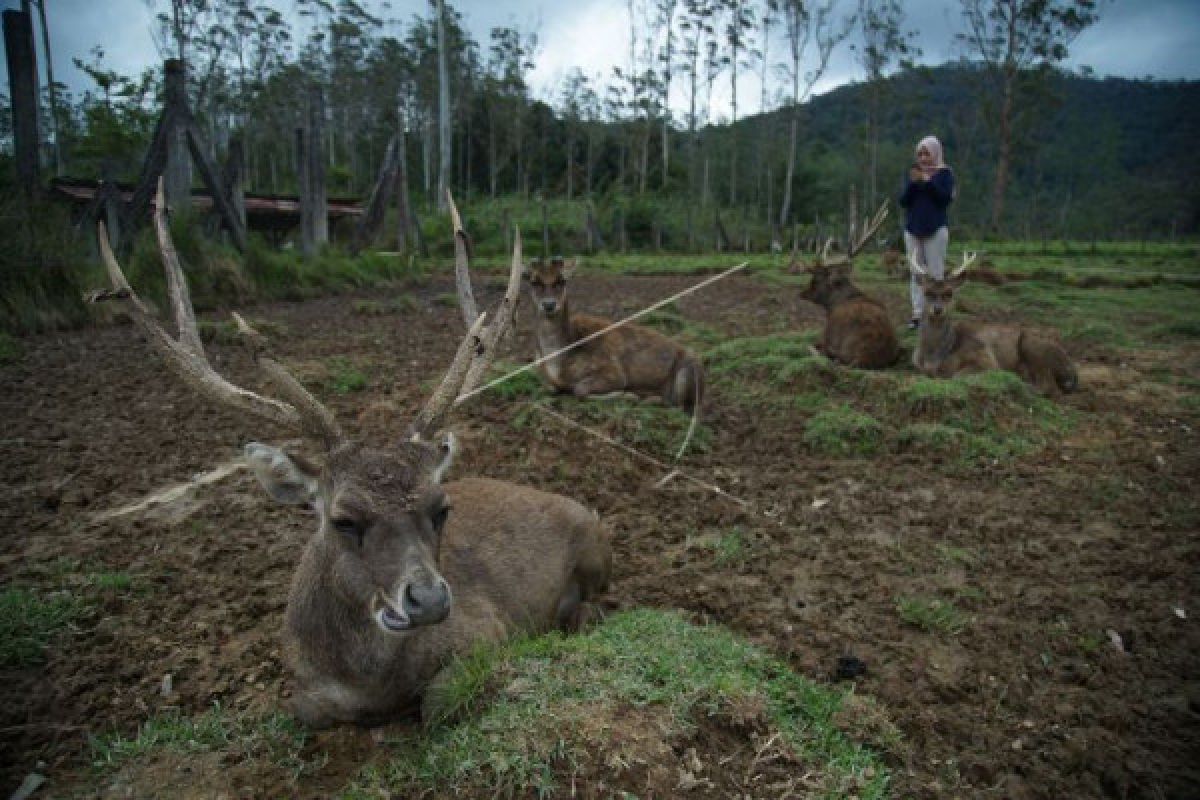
[798,202,888,308]
[92,182,522,635]
[909,251,978,319]
[524,256,577,316]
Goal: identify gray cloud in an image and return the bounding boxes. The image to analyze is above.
[2,0,1197,116]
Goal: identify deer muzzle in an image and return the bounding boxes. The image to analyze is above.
[539,299,559,314]
[375,574,452,633]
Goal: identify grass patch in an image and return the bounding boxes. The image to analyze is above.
[88,572,134,592]
[327,358,368,394]
[90,704,312,778]
[0,587,84,668]
[901,378,969,414]
[896,596,970,635]
[0,331,22,364]
[804,406,884,457]
[485,361,550,402]
[350,609,890,798]
[565,396,712,458]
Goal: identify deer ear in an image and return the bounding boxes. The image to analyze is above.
[947,272,968,290]
[427,431,458,484]
[244,442,319,506]
[562,258,578,279]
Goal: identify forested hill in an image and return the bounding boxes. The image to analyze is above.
[755,64,1200,237]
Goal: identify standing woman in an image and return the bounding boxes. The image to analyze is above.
[899,135,956,329]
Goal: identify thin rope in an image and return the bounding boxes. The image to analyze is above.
[531,402,751,509]
[453,261,749,407]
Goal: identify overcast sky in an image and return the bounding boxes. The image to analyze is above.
[2,0,1198,119]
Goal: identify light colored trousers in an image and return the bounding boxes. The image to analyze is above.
[905,227,949,317]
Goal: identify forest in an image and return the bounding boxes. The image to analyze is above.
[2,0,1197,252]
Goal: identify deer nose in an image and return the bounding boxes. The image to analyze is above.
[540,299,558,313]
[402,577,451,625]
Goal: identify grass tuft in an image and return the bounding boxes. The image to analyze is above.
[352,609,890,798]
[0,331,22,364]
[0,587,84,668]
[327,358,368,394]
[896,596,970,635]
[804,406,884,457]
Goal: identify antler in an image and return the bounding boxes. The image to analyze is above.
[91,178,344,449]
[950,251,978,278]
[409,190,523,438]
[845,201,889,260]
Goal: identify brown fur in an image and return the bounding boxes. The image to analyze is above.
[914,274,1078,395]
[527,258,704,412]
[800,263,900,369]
[270,444,612,728]
[881,248,904,278]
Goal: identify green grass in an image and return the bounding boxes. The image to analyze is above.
[0,587,84,668]
[90,704,312,778]
[88,572,134,592]
[0,331,21,364]
[707,327,1075,464]
[804,406,884,457]
[563,395,712,459]
[327,357,368,394]
[895,596,970,635]
[484,361,550,401]
[348,609,890,799]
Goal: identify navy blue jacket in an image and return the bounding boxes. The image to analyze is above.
[898,168,955,237]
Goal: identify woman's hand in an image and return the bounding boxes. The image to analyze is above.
[909,165,926,182]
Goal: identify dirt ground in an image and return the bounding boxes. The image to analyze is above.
[2,272,1198,798]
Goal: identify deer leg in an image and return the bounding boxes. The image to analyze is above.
[573,369,625,399]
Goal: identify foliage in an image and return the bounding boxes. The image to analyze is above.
[0,587,84,668]
[349,609,890,798]
[895,596,970,635]
[90,704,312,778]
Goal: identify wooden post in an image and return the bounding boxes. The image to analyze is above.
[299,85,328,257]
[163,59,192,213]
[3,9,41,198]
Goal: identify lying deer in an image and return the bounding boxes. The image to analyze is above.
[91,184,612,728]
[912,252,1078,395]
[797,203,900,369]
[525,256,704,413]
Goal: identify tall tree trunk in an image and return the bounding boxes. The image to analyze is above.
[566,129,574,200]
[436,0,450,211]
[3,9,39,199]
[31,0,61,174]
[990,69,1014,233]
[395,121,412,253]
[779,112,798,229]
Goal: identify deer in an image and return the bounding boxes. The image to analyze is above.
[90,183,612,729]
[797,202,901,369]
[911,252,1079,395]
[524,256,704,413]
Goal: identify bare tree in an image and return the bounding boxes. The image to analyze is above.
[777,0,853,231]
[957,0,1100,232]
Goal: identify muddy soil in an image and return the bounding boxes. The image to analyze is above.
[2,272,1198,798]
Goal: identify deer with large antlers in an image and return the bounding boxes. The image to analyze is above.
[524,256,705,413]
[797,202,901,369]
[91,183,612,728]
[911,252,1078,395]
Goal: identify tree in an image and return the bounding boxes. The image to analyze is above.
[719,0,756,206]
[777,0,853,231]
[854,0,918,211]
[957,0,1100,232]
[435,0,450,210]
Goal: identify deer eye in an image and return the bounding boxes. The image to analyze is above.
[552,279,565,289]
[331,516,361,539]
[431,504,450,534]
